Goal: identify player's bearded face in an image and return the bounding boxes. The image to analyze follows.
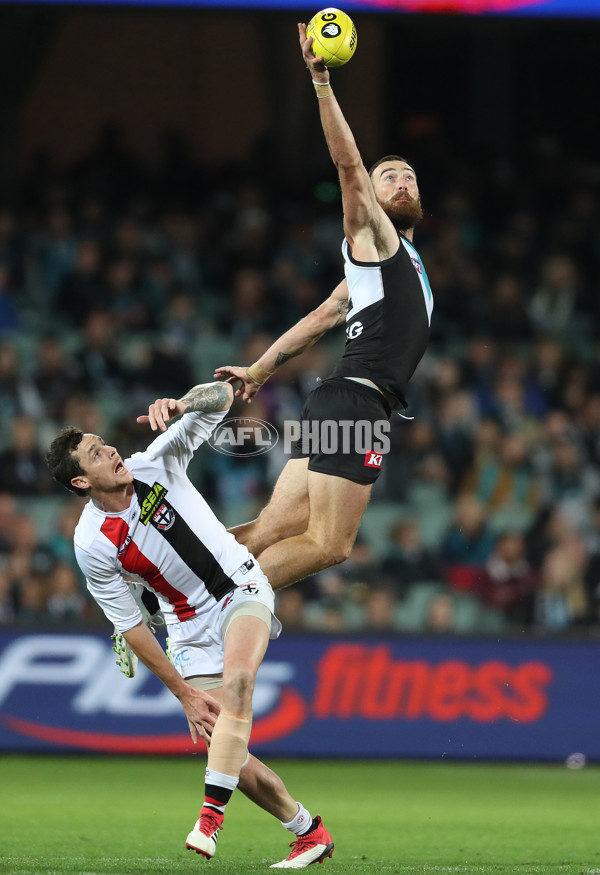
[380,191,423,231]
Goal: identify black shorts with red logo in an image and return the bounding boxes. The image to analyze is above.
[289,377,392,484]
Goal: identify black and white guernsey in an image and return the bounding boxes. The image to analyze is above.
[329,234,434,409]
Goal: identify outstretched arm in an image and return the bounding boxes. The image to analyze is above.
[299,22,401,264]
[214,280,349,403]
[137,380,234,432]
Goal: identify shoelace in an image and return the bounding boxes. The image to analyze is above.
[201,813,224,838]
[287,831,317,855]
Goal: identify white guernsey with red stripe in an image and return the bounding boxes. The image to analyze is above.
[74,410,253,633]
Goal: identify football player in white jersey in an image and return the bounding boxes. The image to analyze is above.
[214,23,432,594]
[46,380,334,869]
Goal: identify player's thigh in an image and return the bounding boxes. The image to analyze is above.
[306,468,373,551]
[223,613,270,682]
[256,457,310,538]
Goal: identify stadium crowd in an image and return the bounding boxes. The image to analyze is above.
[1,122,600,635]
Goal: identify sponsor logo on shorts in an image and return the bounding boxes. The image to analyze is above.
[364,452,383,468]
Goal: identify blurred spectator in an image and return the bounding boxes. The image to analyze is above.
[538,436,600,533]
[29,206,77,300]
[75,311,127,394]
[4,514,55,622]
[476,531,537,625]
[222,267,276,343]
[32,337,80,422]
[380,520,443,591]
[436,390,476,492]
[274,588,307,631]
[442,495,495,567]
[462,430,540,516]
[534,536,588,630]
[585,500,600,623]
[425,591,455,633]
[0,342,44,428]
[48,498,86,569]
[362,588,398,631]
[529,253,583,337]
[105,257,154,331]
[130,336,195,399]
[0,259,21,333]
[486,273,532,341]
[46,562,88,623]
[0,568,15,624]
[0,416,56,495]
[57,238,105,325]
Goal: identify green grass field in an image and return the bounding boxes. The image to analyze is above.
[1,756,599,874]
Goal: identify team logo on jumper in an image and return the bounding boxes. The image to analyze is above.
[117,534,132,557]
[152,503,175,531]
[240,584,260,596]
[321,22,341,38]
[411,257,423,276]
[139,482,168,525]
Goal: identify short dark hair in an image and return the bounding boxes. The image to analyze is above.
[368,155,412,178]
[46,426,88,497]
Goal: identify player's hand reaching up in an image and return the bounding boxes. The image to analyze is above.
[137,398,186,432]
[178,684,221,744]
[214,365,261,404]
[298,21,328,78]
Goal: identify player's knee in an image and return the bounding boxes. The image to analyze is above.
[257,504,298,541]
[322,536,354,568]
[224,667,256,709]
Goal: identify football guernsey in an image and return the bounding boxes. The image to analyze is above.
[329,234,434,409]
[74,410,255,633]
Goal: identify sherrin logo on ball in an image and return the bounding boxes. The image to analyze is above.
[307,8,357,68]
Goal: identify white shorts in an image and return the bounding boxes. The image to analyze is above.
[168,561,281,682]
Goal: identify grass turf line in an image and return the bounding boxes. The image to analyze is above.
[0,757,599,873]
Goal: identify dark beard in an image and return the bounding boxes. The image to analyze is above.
[381,195,423,232]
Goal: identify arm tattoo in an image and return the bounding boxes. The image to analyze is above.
[274,351,295,367]
[335,298,349,325]
[180,382,230,413]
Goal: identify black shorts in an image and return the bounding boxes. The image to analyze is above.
[290,377,392,484]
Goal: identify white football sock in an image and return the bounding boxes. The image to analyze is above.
[281,802,312,836]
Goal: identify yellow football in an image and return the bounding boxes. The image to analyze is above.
[306,8,357,68]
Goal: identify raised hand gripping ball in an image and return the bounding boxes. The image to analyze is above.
[306,8,357,68]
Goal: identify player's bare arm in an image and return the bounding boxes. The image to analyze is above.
[123,620,220,743]
[137,380,234,432]
[214,280,349,403]
[298,22,397,262]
